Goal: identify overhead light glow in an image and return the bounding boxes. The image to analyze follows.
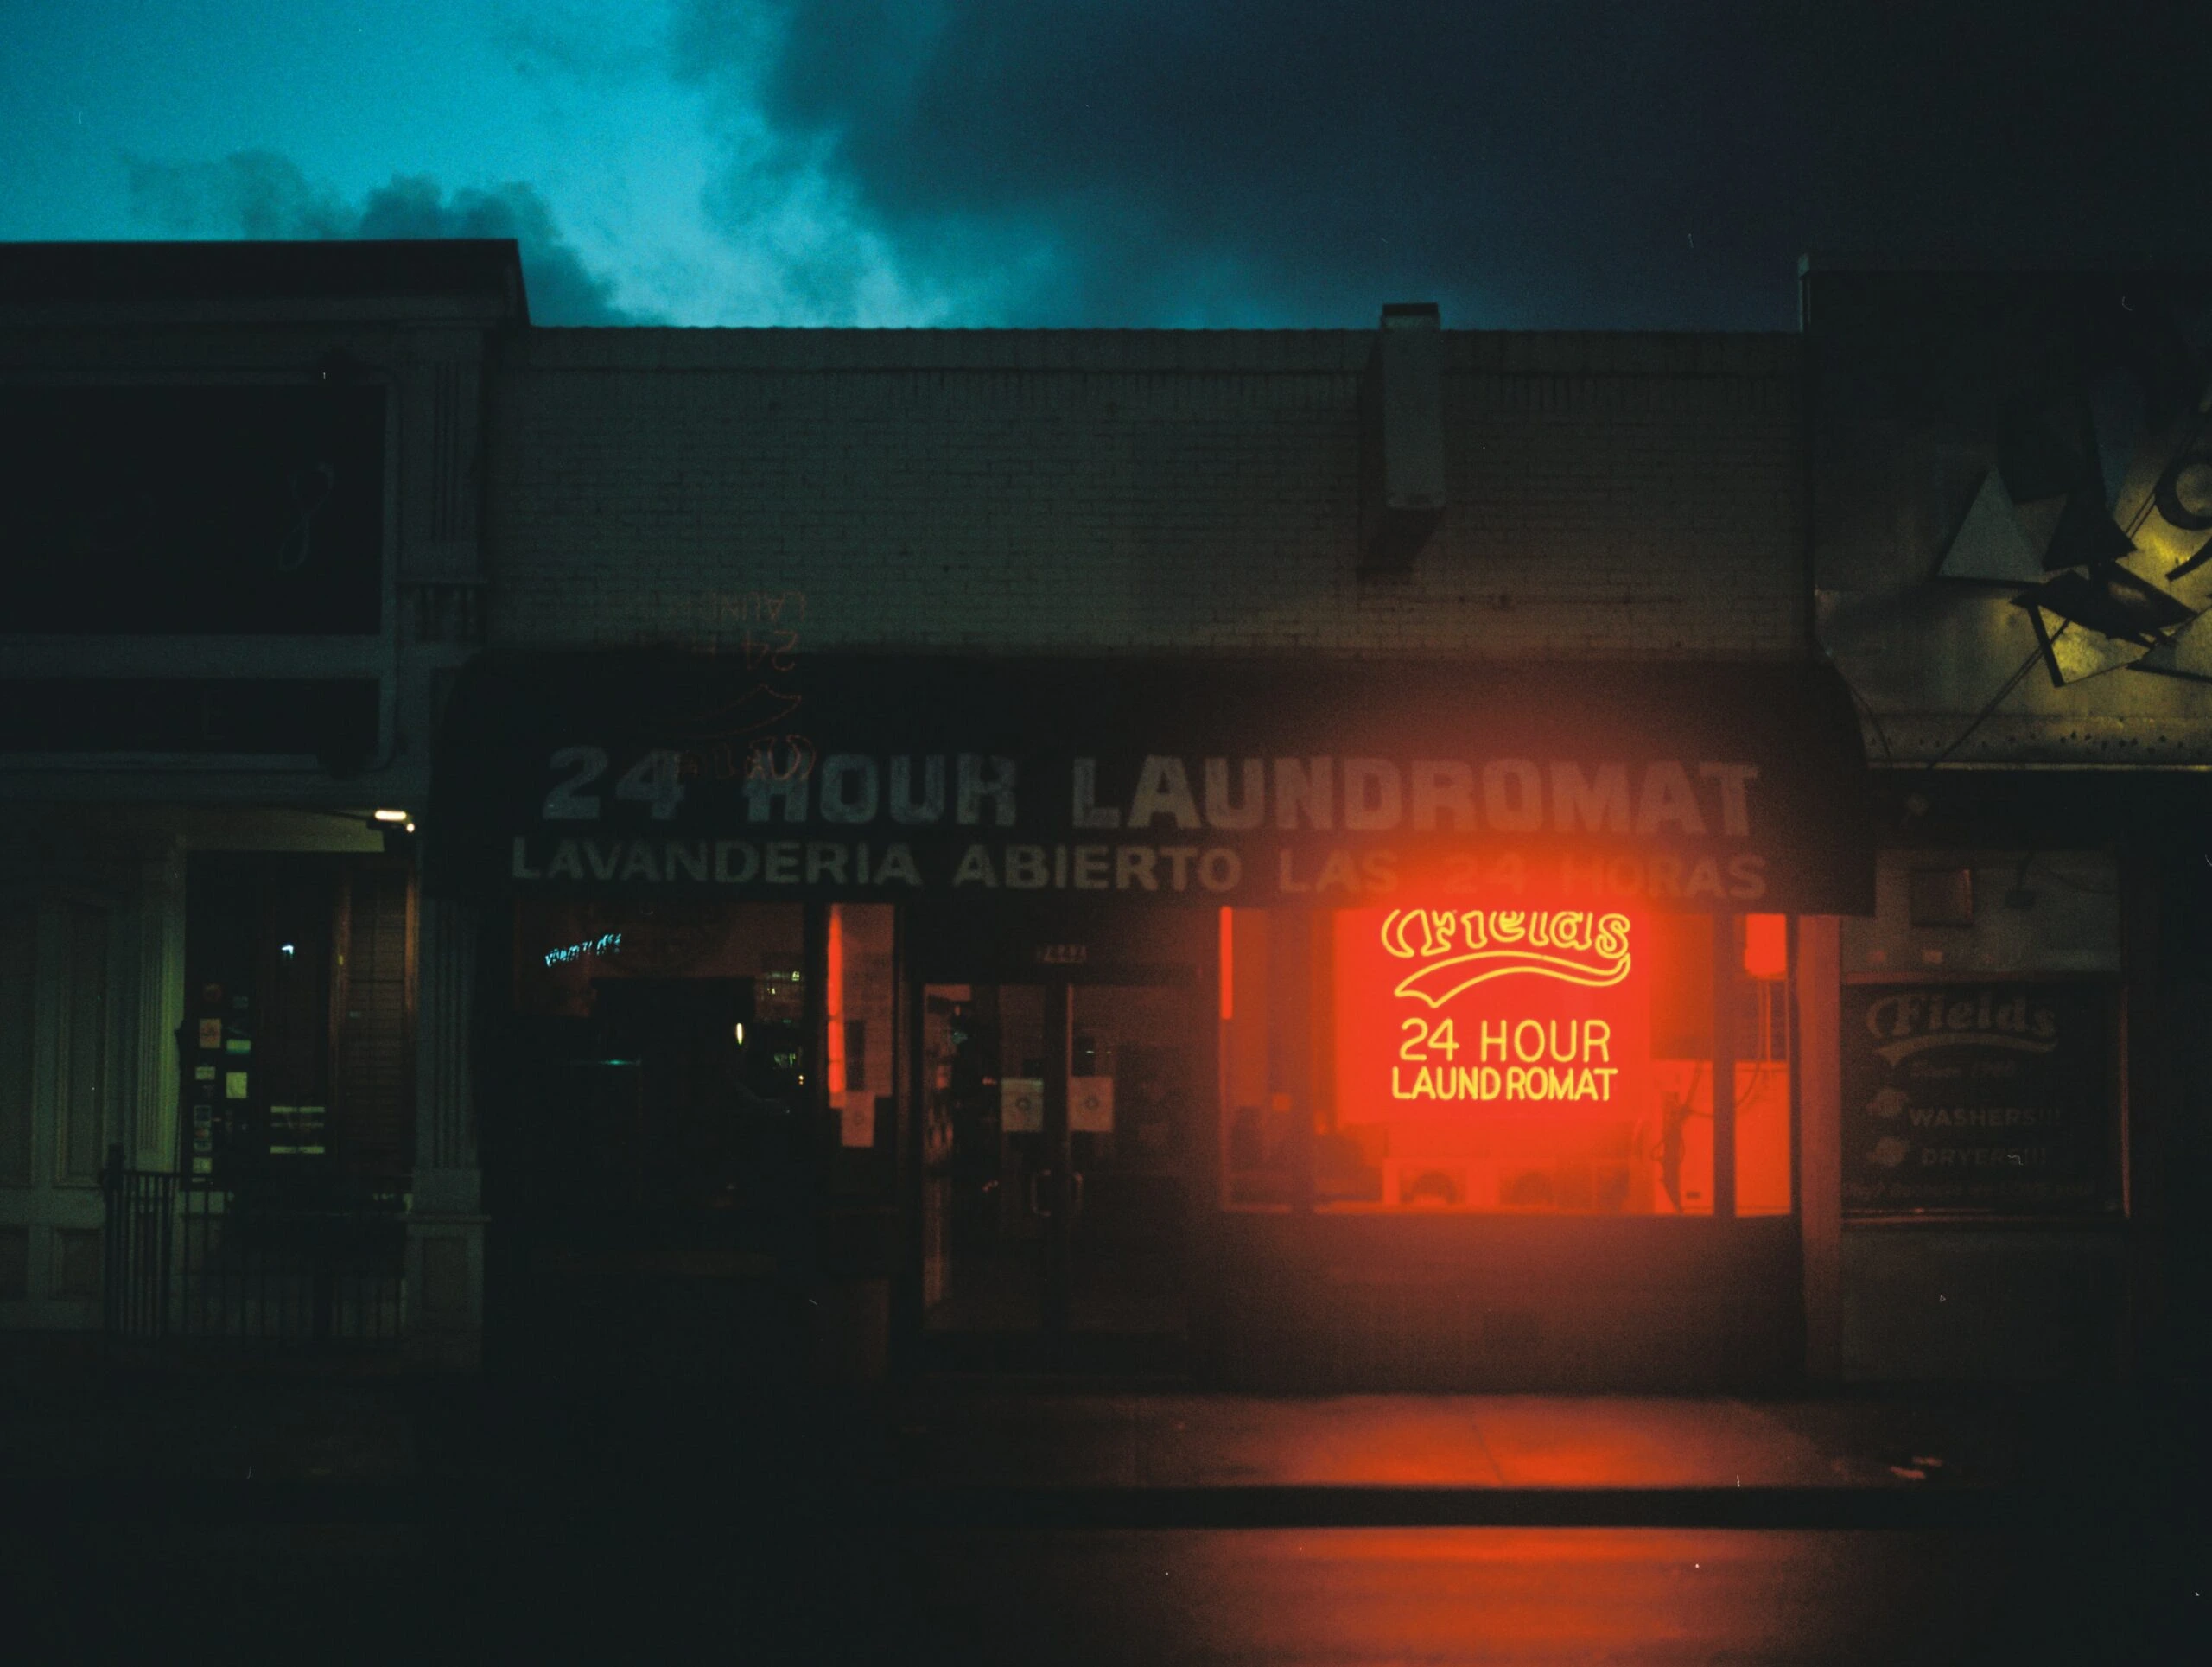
[372,809,409,823]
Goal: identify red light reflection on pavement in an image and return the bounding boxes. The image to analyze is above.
[908,1528,2003,1664]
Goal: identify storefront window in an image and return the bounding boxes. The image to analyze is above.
[512,897,804,1022]
[508,898,810,1232]
[1221,906,1792,1216]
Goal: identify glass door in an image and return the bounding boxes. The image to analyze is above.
[1062,981,1194,1360]
[917,975,1200,1371]
[918,981,1048,1353]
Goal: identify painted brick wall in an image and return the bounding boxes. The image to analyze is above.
[486,328,1803,662]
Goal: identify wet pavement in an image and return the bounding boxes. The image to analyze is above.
[3,1340,2208,1660]
[898,1524,2205,1665]
[889,1385,2029,1492]
[0,1339,2079,1493]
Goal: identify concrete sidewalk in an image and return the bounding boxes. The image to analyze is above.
[887,1388,2019,1493]
[882,1384,2210,1530]
[5,1333,2199,1524]
[0,1337,418,1486]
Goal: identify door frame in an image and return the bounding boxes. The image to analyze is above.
[895,902,1216,1376]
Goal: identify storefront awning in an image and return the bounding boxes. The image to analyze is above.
[429,652,1874,915]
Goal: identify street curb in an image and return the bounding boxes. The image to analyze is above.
[894,1482,2152,1531]
[7,1477,2196,1533]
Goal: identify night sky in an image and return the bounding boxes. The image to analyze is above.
[3,1,2207,328]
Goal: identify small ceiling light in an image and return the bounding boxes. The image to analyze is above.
[734,1022,746,1046]
[404,819,416,835]
[372,809,408,823]
[279,942,297,959]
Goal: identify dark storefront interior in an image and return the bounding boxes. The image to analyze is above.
[495,900,822,1379]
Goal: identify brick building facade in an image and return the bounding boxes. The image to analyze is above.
[487,328,1802,660]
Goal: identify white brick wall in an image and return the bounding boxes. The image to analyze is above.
[486,328,1803,663]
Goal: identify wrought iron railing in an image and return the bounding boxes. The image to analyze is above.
[101,1147,407,1346]
[102,1158,175,1339]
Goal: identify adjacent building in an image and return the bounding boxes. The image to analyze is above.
[1806,263,2212,1383]
[0,243,518,1361]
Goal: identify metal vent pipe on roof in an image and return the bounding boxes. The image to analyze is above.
[1358,302,1446,576]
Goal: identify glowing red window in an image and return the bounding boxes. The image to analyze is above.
[1331,906,1656,1211]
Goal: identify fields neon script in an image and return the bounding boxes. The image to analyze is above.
[1381,907,1631,1004]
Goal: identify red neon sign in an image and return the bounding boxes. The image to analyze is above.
[1334,906,1654,1209]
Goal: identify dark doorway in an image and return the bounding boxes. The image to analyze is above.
[912,954,1210,1376]
[503,976,812,1381]
[181,852,414,1186]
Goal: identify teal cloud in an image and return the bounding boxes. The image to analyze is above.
[125,150,642,325]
